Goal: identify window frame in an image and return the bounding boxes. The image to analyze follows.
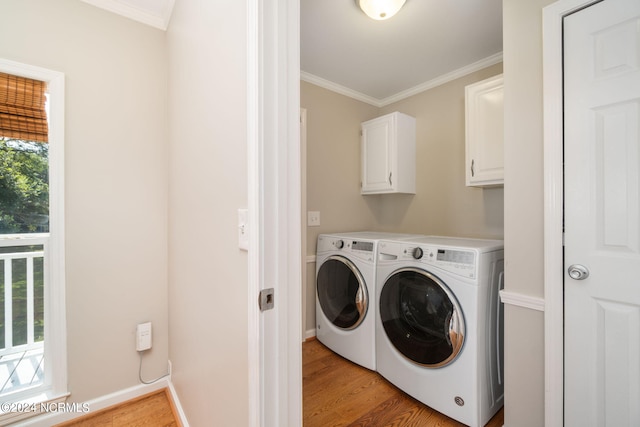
[0,58,68,419]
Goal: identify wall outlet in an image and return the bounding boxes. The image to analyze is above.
[136,322,152,352]
[308,211,321,227]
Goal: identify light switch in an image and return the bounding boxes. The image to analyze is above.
[238,209,249,251]
[308,211,321,227]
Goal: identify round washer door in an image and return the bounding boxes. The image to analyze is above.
[379,268,465,368]
[317,255,368,330]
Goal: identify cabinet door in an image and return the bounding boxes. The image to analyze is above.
[465,75,504,187]
[361,116,394,193]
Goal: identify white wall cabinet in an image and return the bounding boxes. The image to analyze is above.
[361,111,416,195]
[465,74,504,187]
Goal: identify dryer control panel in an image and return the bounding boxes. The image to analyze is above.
[317,236,376,262]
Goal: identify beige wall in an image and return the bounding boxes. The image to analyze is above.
[378,63,504,238]
[503,0,554,425]
[302,64,504,335]
[166,0,249,425]
[301,81,381,254]
[0,0,169,403]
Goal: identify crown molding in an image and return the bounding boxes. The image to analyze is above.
[379,52,503,106]
[300,72,383,107]
[81,0,175,31]
[302,51,503,108]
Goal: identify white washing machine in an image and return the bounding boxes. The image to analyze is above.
[375,236,504,426]
[315,232,422,371]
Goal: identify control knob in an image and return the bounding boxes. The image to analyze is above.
[335,240,344,249]
[412,247,424,259]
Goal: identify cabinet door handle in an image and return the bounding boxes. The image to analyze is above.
[471,159,475,177]
[389,172,392,186]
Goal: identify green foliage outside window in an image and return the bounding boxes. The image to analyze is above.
[0,254,45,349]
[0,136,47,349]
[0,137,49,234]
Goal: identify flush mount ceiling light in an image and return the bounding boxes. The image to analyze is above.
[357,0,407,20]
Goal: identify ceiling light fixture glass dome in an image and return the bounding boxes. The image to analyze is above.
[358,0,407,20]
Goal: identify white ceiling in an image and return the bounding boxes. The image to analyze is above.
[301,0,503,105]
[82,0,503,106]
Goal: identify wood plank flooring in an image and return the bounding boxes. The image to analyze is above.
[49,340,502,426]
[54,388,180,427]
[303,338,504,427]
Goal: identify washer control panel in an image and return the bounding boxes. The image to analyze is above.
[415,247,475,278]
[436,248,474,265]
[378,241,477,279]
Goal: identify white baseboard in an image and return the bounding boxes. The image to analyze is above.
[167,380,190,427]
[18,379,187,427]
[304,329,316,341]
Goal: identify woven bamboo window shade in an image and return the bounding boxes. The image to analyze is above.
[0,72,48,143]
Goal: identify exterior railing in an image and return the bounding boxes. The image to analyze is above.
[0,234,48,357]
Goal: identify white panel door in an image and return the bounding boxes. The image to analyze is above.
[564,0,640,425]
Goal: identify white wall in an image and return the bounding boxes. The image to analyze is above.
[166,0,249,425]
[0,0,169,403]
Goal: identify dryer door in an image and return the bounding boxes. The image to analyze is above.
[380,268,465,367]
[317,255,368,330]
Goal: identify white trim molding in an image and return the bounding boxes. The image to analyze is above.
[247,0,302,426]
[246,0,260,425]
[80,0,175,30]
[301,52,503,108]
[167,381,190,427]
[0,58,67,414]
[300,72,381,107]
[542,1,600,426]
[499,290,545,312]
[380,52,503,106]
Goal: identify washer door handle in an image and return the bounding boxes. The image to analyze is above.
[355,287,366,317]
[448,309,464,356]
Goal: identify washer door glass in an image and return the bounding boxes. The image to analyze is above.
[317,256,368,330]
[380,268,465,367]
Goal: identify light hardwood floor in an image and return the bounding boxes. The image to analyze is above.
[303,338,504,427]
[54,388,180,427]
[51,340,502,426]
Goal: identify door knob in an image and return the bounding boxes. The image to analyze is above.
[568,264,589,280]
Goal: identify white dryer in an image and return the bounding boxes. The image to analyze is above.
[375,236,504,427]
[315,232,422,371]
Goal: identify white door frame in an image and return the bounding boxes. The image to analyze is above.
[542,1,600,425]
[300,107,308,342]
[247,0,302,426]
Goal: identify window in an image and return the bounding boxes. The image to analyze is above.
[0,60,67,422]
